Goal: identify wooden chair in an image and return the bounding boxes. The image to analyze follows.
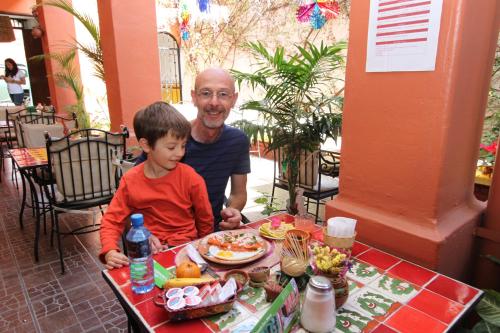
[43,127,129,273]
[271,148,340,222]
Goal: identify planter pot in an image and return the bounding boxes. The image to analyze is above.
[318,273,349,308]
[479,165,494,177]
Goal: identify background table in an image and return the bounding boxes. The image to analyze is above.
[102,213,482,333]
[9,147,49,261]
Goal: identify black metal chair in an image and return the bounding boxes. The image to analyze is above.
[271,148,340,222]
[18,112,77,148]
[43,127,129,273]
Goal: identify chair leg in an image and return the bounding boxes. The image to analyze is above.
[270,184,276,206]
[315,199,320,224]
[54,213,65,274]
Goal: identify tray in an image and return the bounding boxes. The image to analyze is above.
[154,282,236,321]
[197,229,269,265]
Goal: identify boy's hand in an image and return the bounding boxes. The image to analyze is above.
[104,250,129,270]
[150,235,168,254]
[219,208,242,230]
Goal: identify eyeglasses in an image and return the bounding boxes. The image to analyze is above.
[196,90,234,101]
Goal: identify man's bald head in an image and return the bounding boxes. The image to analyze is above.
[194,68,236,92]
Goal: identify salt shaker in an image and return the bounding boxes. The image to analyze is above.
[300,276,336,333]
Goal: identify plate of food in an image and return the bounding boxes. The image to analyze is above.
[259,221,295,240]
[198,230,268,265]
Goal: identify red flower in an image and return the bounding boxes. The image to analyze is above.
[480,142,498,155]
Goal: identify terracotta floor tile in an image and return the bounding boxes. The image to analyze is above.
[37,307,79,332]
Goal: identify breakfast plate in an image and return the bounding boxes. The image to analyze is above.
[197,230,268,265]
[258,222,295,240]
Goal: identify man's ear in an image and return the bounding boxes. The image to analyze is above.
[230,91,238,108]
[138,138,152,153]
[191,89,198,107]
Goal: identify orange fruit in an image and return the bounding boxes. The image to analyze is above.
[176,260,201,278]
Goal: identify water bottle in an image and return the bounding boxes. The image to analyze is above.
[126,213,155,294]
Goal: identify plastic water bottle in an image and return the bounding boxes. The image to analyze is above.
[126,213,155,294]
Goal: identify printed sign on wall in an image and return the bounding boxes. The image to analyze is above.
[366,0,444,72]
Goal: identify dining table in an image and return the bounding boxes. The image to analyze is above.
[9,147,49,261]
[102,213,483,333]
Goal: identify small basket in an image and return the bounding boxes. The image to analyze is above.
[154,282,236,322]
[322,228,356,252]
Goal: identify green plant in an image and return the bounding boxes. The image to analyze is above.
[40,0,104,81]
[254,192,282,216]
[30,50,90,128]
[232,41,346,213]
[460,289,500,333]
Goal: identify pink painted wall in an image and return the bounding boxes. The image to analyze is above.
[326,0,499,278]
[97,0,161,133]
[36,0,79,114]
[0,0,33,15]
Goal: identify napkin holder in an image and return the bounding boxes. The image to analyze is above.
[322,228,356,251]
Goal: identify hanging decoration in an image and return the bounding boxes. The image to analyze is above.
[197,0,210,13]
[296,0,339,30]
[179,0,191,41]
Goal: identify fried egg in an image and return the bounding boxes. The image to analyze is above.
[214,250,260,261]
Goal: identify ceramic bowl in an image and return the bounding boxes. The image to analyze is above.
[223,269,249,293]
[248,266,270,283]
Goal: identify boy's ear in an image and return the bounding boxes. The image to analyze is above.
[138,138,152,153]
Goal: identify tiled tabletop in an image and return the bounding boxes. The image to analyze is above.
[9,148,48,169]
[102,213,482,333]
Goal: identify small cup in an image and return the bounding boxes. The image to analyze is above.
[294,214,316,233]
[224,269,249,293]
[248,266,270,283]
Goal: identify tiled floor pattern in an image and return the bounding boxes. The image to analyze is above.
[0,164,130,332]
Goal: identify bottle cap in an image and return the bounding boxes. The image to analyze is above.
[130,213,144,227]
[309,276,332,291]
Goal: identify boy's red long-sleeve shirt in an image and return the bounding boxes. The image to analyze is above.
[99,162,214,263]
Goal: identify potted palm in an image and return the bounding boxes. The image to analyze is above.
[232,41,346,214]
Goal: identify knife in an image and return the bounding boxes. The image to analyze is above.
[186,244,220,279]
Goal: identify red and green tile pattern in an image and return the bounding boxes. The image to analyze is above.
[103,216,482,333]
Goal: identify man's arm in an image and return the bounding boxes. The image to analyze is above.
[227,174,247,211]
[219,174,247,230]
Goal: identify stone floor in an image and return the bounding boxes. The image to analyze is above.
[0,155,325,332]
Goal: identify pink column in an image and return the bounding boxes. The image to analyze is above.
[97,0,161,133]
[326,0,500,278]
[37,0,79,112]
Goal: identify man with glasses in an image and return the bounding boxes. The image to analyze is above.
[136,68,250,230]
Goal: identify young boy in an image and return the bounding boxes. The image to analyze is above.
[99,102,214,269]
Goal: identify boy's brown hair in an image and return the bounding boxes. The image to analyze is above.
[133,101,191,148]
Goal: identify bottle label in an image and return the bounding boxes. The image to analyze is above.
[130,260,149,280]
[127,239,150,259]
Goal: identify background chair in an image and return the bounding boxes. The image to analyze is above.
[18,112,77,148]
[271,148,340,223]
[44,127,129,273]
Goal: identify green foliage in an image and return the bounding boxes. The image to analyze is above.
[232,41,346,212]
[41,0,104,81]
[461,290,500,333]
[254,193,282,216]
[230,119,270,145]
[30,51,89,128]
[480,40,500,165]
